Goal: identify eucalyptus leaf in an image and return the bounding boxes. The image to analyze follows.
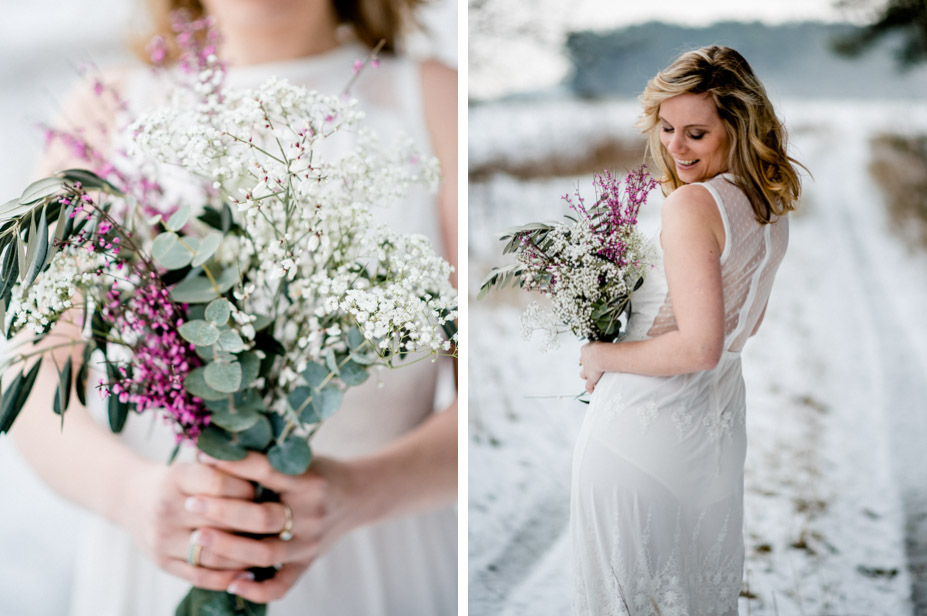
[205,389,265,413]
[165,205,192,231]
[315,384,342,420]
[209,404,260,432]
[154,235,195,270]
[324,348,339,376]
[105,363,129,433]
[268,436,312,475]
[75,360,89,407]
[238,415,272,450]
[217,267,239,293]
[338,359,369,386]
[196,425,247,460]
[216,330,244,353]
[58,169,120,193]
[53,356,72,416]
[0,371,23,434]
[204,298,231,326]
[238,352,260,387]
[194,344,214,361]
[0,239,18,300]
[184,367,227,401]
[301,361,329,389]
[20,177,66,205]
[251,314,273,332]
[346,327,365,350]
[178,320,220,346]
[23,207,49,289]
[204,360,242,393]
[16,233,27,280]
[170,276,219,303]
[349,350,376,366]
[287,386,312,416]
[151,232,178,260]
[191,232,222,268]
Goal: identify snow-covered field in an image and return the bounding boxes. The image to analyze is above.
[468,97,927,615]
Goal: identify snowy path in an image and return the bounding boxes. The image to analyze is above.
[469,99,927,615]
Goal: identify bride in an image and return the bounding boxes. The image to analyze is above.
[10,0,457,614]
[573,46,804,615]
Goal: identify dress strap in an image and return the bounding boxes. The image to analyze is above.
[695,177,732,264]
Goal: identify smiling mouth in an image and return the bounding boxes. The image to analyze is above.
[675,159,699,167]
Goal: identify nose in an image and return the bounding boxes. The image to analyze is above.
[666,132,685,155]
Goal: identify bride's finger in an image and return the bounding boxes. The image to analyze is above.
[195,527,304,569]
[199,452,300,494]
[162,559,246,592]
[176,462,256,500]
[186,496,289,536]
[166,530,252,571]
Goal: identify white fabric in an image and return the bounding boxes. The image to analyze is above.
[570,173,789,615]
[67,42,456,616]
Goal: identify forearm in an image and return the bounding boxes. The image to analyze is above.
[590,330,721,378]
[11,368,153,529]
[350,395,457,525]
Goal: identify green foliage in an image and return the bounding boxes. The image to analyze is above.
[165,205,192,231]
[196,425,247,461]
[204,360,242,393]
[268,435,312,475]
[832,0,927,69]
[301,361,330,388]
[338,358,369,386]
[179,320,221,346]
[184,367,228,401]
[205,298,232,326]
[105,363,130,433]
[53,356,72,417]
[192,232,222,267]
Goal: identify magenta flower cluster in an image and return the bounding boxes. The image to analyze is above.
[564,166,659,268]
[99,278,209,442]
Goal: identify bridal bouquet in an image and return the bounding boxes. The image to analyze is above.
[0,14,455,616]
[479,166,657,348]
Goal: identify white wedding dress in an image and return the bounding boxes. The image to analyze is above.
[570,174,789,615]
[67,43,457,616]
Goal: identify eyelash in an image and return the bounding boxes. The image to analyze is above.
[661,127,705,140]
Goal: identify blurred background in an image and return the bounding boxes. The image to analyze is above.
[468,1,927,614]
[0,2,456,614]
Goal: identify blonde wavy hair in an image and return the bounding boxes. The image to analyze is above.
[133,0,424,64]
[638,46,805,223]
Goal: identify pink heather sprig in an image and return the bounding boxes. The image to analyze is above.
[170,10,226,104]
[563,165,659,268]
[97,277,209,442]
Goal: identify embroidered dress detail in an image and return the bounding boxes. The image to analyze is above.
[571,173,788,615]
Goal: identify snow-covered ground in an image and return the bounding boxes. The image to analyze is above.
[469,97,927,615]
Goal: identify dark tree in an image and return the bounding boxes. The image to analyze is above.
[832,0,927,69]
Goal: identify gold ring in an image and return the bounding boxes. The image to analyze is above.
[187,535,203,567]
[279,503,294,542]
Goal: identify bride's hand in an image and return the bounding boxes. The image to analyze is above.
[123,461,256,589]
[579,342,606,393]
[187,452,367,603]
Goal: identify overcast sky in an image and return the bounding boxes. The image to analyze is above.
[568,0,856,29]
[469,0,864,99]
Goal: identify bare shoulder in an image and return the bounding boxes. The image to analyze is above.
[420,60,457,102]
[661,183,718,220]
[660,183,724,249]
[419,60,456,144]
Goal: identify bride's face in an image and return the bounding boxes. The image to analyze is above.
[658,93,731,184]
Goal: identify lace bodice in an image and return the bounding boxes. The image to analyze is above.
[625,173,789,352]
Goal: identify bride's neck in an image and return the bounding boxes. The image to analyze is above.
[206,2,340,66]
